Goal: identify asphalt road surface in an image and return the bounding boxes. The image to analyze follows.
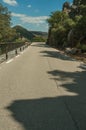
[0,42,86,130]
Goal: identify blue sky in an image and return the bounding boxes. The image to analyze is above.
[1,0,73,32]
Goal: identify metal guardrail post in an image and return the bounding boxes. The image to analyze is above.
[6,53,8,60]
[5,45,8,60]
[20,47,21,51]
[15,49,17,55]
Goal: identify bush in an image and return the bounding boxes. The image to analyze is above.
[81,44,86,52]
[76,42,82,49]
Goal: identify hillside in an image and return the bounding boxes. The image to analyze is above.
[13,26,35,41]
[13,25,48,41]
[31,31,48,38]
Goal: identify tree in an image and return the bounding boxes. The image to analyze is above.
[0,3,14,42]
[47,1,86,51]
[47,10,75,48]
[73,0,86,5]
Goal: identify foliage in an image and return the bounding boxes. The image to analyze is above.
[47,11,75,48]
[47,0,86,52]
[81,45,86,52]
[75,16,86,37]
[32,36,46,42]
[0,3,12,42]
[0,3,47,43]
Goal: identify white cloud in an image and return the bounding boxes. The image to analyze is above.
[27,5,31,8]
[3,0,18,6]
[11,13,25,17]
[11,12,49,24]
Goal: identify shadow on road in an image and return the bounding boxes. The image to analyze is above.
[31,42,75,61]
[6,64,86,130]
[5,43,86,130]
[40,50,75,61]
[47,64,86,130]
[31,43,49,48]
[6,97,76,130]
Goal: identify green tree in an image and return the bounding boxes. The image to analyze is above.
[73,0,86,5]
[47,10,75,48]
[47,0,86,51]
[0,3,16,42]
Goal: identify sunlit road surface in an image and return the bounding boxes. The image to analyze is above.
[0,42,86,130]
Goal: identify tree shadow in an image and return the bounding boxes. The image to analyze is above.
[47,64,86,130]
[40,50,75,61]
[6,64,86,130]
[7,97,77,130]
[31,43,49,48]
[32,42,76,61]
[47,64,86,97]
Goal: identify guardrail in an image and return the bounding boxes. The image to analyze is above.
[0,42,30,63]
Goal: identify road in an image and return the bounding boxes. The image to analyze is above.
[0,42,86,130]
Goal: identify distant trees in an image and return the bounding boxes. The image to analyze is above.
[32,36,46,42]
[47,0,86,52]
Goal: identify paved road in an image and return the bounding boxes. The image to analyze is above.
[0,42,86,130]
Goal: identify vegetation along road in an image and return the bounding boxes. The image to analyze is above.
[0,42,86,130]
